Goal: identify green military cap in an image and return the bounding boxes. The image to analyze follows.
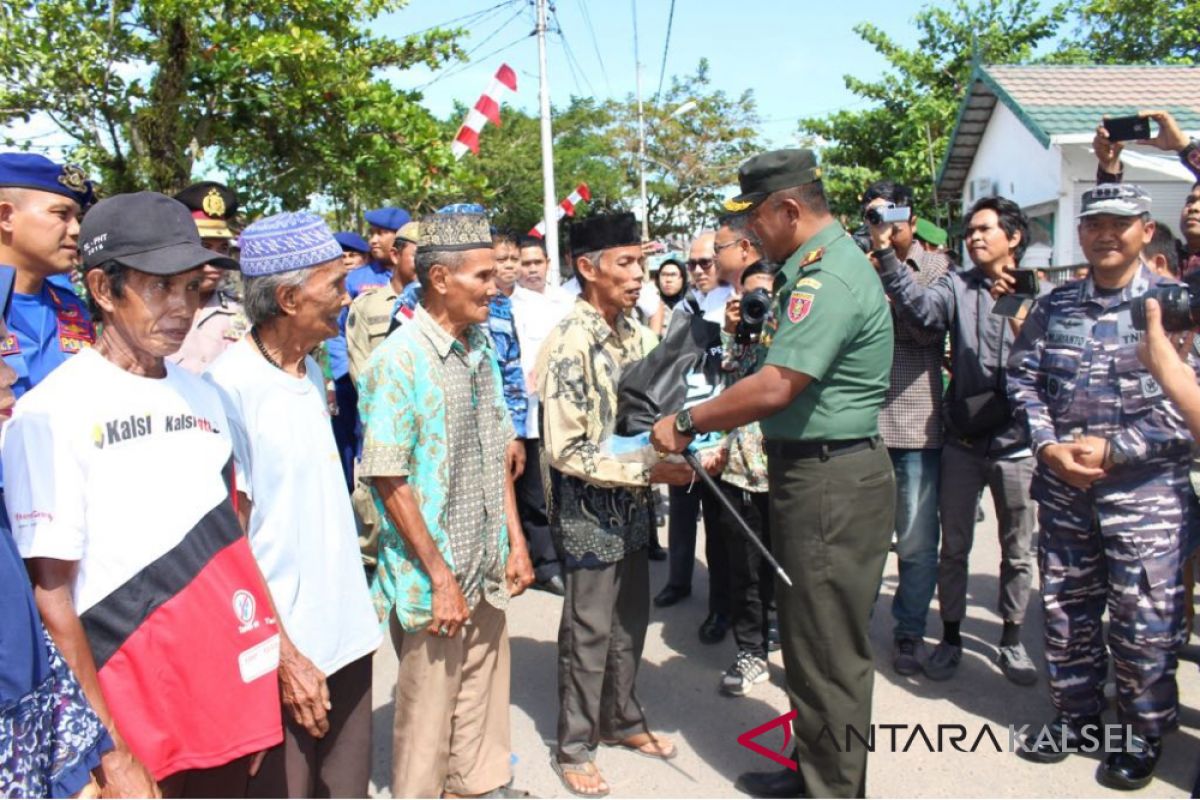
[724,149,823,213]
[914,217,948,248]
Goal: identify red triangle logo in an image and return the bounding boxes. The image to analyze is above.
[737,710,798,771]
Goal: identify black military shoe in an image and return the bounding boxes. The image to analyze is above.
[735,765,806,798]
[1016,714,1103,764]
[698,612,729,644]
[1100,734,1161,791]
[653,585,691,607]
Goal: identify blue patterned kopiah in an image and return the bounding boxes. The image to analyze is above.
[238,211,343,276]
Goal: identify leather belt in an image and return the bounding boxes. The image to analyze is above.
[764,437,880,461]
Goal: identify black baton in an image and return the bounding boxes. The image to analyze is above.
[680,449,793,588]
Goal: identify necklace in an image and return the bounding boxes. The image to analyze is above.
[250,326,283,370]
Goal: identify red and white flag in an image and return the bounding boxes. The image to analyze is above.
[451,63,518,159]
[529,183,592,237]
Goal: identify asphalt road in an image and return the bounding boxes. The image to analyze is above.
[367,491,1200,798]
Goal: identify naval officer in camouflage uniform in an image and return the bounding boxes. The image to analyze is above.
[653,149,896,798]
[1008,184,1198,790]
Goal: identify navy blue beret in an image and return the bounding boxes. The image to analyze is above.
[363,207,411,231]
[0,153,95,207]
[333,231,370,254]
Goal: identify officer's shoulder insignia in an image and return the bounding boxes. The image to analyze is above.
[787,291,815,324]
[796,277,822,290]
[799,247,825,268]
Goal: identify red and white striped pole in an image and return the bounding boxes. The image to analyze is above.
[529,183,592,237]
[451,63,518,159]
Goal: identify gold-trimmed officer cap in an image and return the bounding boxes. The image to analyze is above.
[417,212,491,252]
[174,181,238,240]
[724,149,822,213]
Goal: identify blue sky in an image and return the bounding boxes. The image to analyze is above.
[381,0,935,147]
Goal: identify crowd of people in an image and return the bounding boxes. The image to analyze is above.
[0,105,1199,800]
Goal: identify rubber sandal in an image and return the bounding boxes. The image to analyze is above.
[600,734,678,761]
[550,758,610,798]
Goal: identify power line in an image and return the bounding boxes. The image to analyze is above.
[407,1,523,38]
[576,0,611,94]
[415,7,532,91]
[550,4,595,96]
[654,0,676,99]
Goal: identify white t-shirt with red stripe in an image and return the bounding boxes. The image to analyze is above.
[2,348,282,780]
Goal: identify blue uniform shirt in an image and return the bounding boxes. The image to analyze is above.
[1,276,94,489]
[328,261,392,379]
[5,279,94,401]
[488,293,528,438]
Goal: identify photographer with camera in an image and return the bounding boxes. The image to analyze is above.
[1007,184,1197,789]
[875,194,1041,686]
[1094,109,1200,276]
[861,180,951,677]
[709,221,779,695]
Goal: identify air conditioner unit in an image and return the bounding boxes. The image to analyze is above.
[971,178,997,201]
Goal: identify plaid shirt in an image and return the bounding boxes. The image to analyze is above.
[878,241,949,449]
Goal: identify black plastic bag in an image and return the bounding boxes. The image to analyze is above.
[615,310,723,435]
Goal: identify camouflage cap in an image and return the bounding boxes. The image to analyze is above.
[1078,183,1151,218]
[417,212,491,252]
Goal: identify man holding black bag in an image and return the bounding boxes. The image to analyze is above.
[875,194,1041,686]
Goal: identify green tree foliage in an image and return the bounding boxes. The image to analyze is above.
[1051,0,1199,65]
[799,0,1065,223]
[435,97,626,234]
[608,59,762,239]
[0,0,470,214]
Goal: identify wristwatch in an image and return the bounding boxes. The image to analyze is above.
[674,408,699,437]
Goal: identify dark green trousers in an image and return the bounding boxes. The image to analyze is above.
[766,441,895,798]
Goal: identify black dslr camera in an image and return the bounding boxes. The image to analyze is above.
[1132,272,1200,332]
[735,288,773,346]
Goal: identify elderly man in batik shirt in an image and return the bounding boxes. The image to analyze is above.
[357,211,534,799]
[537,212,695,798]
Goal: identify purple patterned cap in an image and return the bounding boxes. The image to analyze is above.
[238,211,343,276]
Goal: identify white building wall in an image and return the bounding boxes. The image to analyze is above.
[963,103,1061,211]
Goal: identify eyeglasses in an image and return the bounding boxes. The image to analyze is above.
[687,258,715,271]
[713,240,739,254]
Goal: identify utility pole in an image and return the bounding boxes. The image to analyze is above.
[536,0,560,283]
[633,0,650,242]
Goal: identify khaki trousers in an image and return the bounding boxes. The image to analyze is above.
[389,600,511,798]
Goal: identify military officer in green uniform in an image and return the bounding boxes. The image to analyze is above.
[652,149,895,798]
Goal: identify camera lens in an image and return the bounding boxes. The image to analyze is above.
[741,289,771,326]
[1132,285,1194,332]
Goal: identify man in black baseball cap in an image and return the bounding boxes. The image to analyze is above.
[80,191,237,371]
[7,189,282,797]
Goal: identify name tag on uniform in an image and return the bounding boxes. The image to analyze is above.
[1115,310,1140,346]
[1046,317,1086,348]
